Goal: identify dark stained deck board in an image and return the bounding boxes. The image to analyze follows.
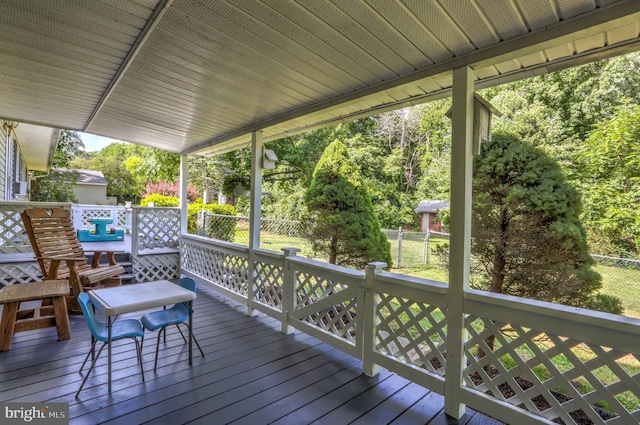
[0,285,503,425]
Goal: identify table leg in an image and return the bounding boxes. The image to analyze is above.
[0,301,18,352]
[51,296,70,341]
[189,300,193,365]
[108,315,112,392]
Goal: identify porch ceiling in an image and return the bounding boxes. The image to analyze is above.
[1,0,639,157]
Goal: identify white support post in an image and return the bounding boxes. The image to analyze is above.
[444,66,474,419]
[179,155,188,234]
[179,155,188,277]
[247,131,263,316]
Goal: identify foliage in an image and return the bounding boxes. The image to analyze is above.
[141,181,198,202]
[414,100,453,220]
[30,170,78,203]
[575,105,640,258]
[140,194,178,207]
[303,140,392,269]
[472,133,609,310]
[187,202,237,240]
[71,156,139,204]
[53,130,85,168]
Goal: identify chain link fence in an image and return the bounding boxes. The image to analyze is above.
[591,255,640,318]
[382,227,450,268]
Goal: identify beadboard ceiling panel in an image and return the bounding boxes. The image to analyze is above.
[0,0,639,158]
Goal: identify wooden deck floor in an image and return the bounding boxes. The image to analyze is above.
[0,285,503,425]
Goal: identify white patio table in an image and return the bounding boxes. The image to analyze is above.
[88,280,196,392]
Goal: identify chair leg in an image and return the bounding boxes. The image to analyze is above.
[134,338,145,382]
[76,343,107,397]
[179,323,205,358]
[175,324,188,343]
[78,339,98,374]
[153,330,163,372]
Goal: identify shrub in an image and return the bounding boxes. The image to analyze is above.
[140,194,179,207]
[187,202,237,241]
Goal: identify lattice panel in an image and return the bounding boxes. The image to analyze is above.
[254,261,284,310]
[116,209,128,227]
[0,208,32,253]
[133,253,179,283]
[375,293,448,376]
[79,208,113,227]
[181,241,248,296]
[137,209,180,249]
[0,262,42,285]
[464,315,640,425]
[295,271,357,343]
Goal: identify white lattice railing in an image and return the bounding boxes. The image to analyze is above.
[71,204,130,231]
[181,234,249,305]
[181,236,640,425]
[462,291,640,425]
[252,248,286,314]
[131,207,180,282]
[0,201,71,254]
[285,255,365,358]
[364,266,450,394]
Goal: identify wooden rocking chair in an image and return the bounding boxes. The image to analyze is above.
[21,207,125,314]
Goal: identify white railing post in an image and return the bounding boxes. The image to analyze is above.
[131,207,139,258]
[281,247,300,335]
[444,66,475,419]
[363,261,385,377]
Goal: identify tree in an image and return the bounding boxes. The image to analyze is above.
[303,140,392,269]
[53,130,85,168]
[576,105,640,257]
[30,169,78,202]
[70,156,139,203]
[472,133,604,309]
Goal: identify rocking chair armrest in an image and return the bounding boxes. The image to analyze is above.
[84,250,123,267]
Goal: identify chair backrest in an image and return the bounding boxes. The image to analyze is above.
[21,207,90,279]
[77,292,107,342]
[179,277,197,293]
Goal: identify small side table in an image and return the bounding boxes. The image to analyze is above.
[0,280,71,351]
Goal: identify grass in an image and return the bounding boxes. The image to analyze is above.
[593,264,640,318]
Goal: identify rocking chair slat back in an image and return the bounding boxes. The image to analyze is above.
[21,207,124,313]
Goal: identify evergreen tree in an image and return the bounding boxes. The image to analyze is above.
[472,133,607,309]
[303,140,392,269]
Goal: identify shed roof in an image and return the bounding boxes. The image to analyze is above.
[55,169,107,186]
[1,1,639,157]
[416,200,450,213]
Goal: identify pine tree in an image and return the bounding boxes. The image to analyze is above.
[303,140,392,269]
[472,133,605,309]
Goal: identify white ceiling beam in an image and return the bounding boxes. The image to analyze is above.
[83,0,174,132]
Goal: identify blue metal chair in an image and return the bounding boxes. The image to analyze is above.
[76,292,145,397]
[141,277,205,371]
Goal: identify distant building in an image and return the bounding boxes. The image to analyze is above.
[415,200,449,233]
[55,168,108,205]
